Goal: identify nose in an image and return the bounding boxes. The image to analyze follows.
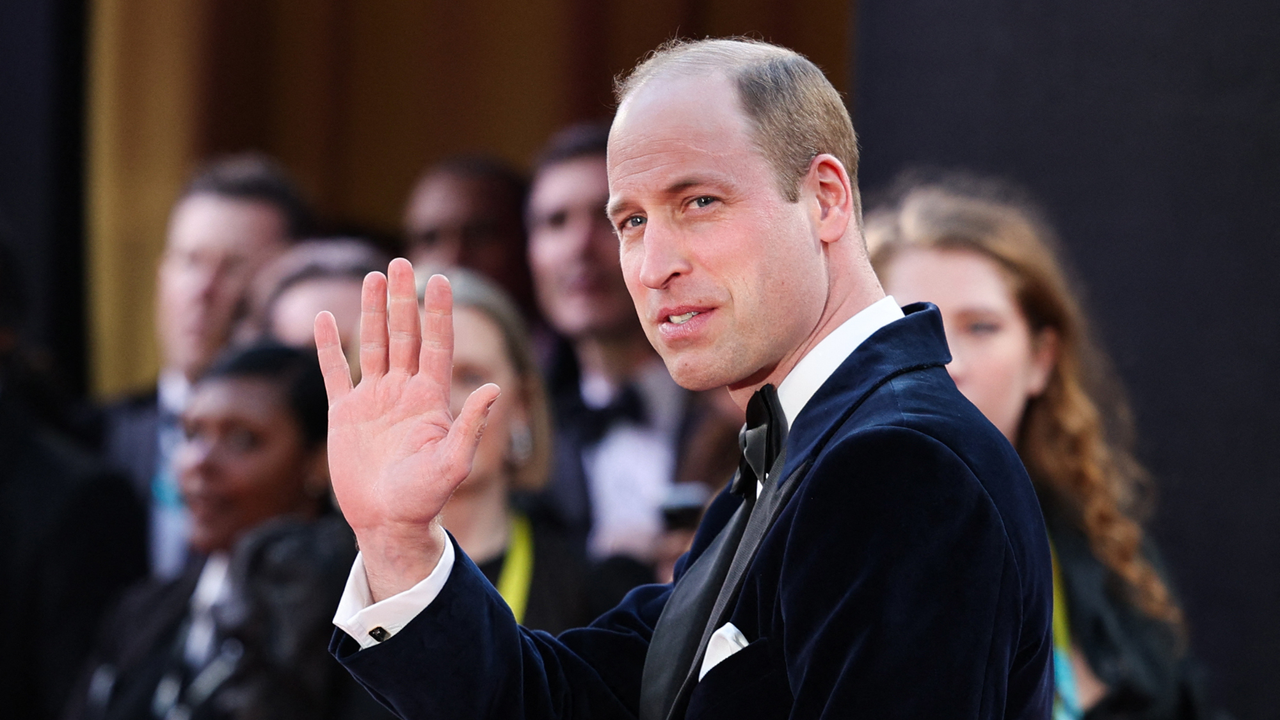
[185,262,223,308]
[175,436,214,493]
[562,212,604,261]
[636,218,691,290]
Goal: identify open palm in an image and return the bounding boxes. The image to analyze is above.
[314,259,498,598]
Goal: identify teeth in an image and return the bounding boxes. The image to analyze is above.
[668,311,699,325]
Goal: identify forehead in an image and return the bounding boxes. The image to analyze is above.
[168,194,286,254]
[453,306,511,364]
[607,72,762,200]
[885,248,1018,312]
[408,173,498,221]
[530,156,608,209]
[186,376,287,421]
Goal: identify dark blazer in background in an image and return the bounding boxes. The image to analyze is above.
[99,388,160,503]
[0,391,147,720]
[332,304,1055,720]
[65,517,394,720]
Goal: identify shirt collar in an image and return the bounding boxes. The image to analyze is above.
[775,296,905,425]
[158,370,192,415]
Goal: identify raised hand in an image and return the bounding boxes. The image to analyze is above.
[315,258,500,601]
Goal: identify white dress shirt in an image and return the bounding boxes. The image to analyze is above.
[333,297,905,651]
[581,358,686,561]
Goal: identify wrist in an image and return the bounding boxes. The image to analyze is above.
[357,521,448,602]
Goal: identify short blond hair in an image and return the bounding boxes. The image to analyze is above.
[615,38,861,216]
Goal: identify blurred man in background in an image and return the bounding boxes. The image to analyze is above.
[101,153,313,578]
[526,123,739,564]
[402,156,536,316]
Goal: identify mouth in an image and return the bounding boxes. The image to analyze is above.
[655,305,714,342]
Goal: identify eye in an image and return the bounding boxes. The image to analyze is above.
[692,196,717,208]
[457,370,487,389]
[541,210,568,231]
[225,427,261,453]
[623,215,646,230]
[967,321,1001,336]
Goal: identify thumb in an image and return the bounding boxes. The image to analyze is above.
[441,383,502,477]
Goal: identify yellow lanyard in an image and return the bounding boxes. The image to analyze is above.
[1050,540,1083,719]
[1052,543,1072,653]
[495,513,535,625]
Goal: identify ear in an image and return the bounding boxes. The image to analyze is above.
[805,153,855,245]
[1026,328,1060,398]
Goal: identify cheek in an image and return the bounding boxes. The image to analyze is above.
[528,235,562,276]
[955,340,1035,437]
[226,452,308,519]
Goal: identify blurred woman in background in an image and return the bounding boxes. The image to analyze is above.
[868,175,1207,720]
[66,344,389,720]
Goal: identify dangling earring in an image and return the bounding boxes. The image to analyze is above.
[509,422,533,466]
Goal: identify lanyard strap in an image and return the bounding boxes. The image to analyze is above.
[496,513,535,625]
[1051,540,1083,720]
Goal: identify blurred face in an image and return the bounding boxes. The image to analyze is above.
[607,73,830,392]
[450,306,525,491]
[178,377,325,553]
[269,277,364,348]
[880,248,1057,441]
[269,277,363,377]
[527,156,638,340]
[404,173,527,293]
[158,195,289,379]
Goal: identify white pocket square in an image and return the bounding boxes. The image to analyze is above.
[699,622,749,680]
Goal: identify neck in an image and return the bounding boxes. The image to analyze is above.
[573,330,656,387]
[439,475,512,564]
[726,253,885,410]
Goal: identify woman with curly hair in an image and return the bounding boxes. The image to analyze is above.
[867,174,1206,720]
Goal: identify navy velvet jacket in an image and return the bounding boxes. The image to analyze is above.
[332,304,1055,719]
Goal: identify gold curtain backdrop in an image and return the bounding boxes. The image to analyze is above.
[86,0,854,397]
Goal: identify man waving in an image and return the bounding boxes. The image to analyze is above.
[322,38,1053,720]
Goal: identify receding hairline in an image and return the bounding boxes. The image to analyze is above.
[612,38,859,210]
[614,38,802,107]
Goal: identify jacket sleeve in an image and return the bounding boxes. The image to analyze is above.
[330,534,671,720]
[773,426,1051,720]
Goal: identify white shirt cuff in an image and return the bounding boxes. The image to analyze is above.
[332,539,456,649]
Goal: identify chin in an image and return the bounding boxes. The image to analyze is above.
[188,533,224,556]
[661,352,734,392]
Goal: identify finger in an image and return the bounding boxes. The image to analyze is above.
[442,383,502,481]
[386,258,421,375]
[314,311,353,403]
[418,274,455,408]
[360,271,389,379]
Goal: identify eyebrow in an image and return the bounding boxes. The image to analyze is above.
[606,177,715,220]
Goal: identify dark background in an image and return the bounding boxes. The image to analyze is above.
[856,2,1280,718]
[0,0,88,395]
[1,0,1276,717]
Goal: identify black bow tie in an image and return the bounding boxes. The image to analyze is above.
[731,384,788,502]
[576,384,648,445]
